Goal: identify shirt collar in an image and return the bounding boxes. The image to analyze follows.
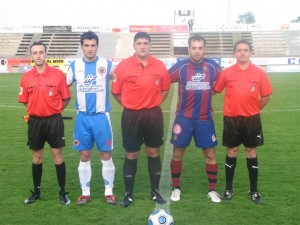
[32,63,50,76]
[132,54,155,66]
[189,58,205,65]
[233,61,254,72]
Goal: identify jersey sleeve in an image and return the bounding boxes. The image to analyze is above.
[59,71,71,100]
[111,62,123,95]
[214,62,222,82]
[168,63,180,83]
[161,65,171,91]
[66,61,75,86]
[260,71,273,97]
[18,75,28,103]
[213,69,227,93]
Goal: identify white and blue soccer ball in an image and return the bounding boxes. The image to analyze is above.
[148,209,174,225]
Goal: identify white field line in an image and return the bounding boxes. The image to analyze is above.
[155,85,178,211]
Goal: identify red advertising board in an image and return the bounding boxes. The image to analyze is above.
[8,58,31,66]
[129,25,188,32]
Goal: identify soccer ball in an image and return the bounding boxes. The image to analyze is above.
[148,209,174,225]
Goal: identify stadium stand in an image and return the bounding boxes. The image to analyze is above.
[0,33,24,57]
[16,33,39,56]
[92,32,134,59]
[172,31,249,57]
[251,30,287,56]
[282,30,300,56]
[0,30,299,59]
[0,33,82,57]
[39,33,82,56]
[149,33,173,58]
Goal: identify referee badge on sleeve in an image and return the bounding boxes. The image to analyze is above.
[155,79,160,86]
[19,87,23,95]
[111,73,117,82]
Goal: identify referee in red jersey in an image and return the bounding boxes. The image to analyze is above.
[112,32,171,207]
[214,40,273,204]
[18,41,71,205]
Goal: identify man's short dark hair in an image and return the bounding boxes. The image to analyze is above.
[134,32,151,43]
[80,30,99,45]
[188,35,206,47]
[30,41,47,53]
[234,40,253,52]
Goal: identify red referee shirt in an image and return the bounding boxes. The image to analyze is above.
[112,55,170,110]
[214,62,273,117]
[18,64,71,117]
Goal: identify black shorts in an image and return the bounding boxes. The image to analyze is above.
[121,107,164,152]
[222,114,263,148]
[27,114,65,150]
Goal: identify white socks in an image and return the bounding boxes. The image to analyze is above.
[101,158,115,196]
[78,158,115,196]
[78,160,92,196]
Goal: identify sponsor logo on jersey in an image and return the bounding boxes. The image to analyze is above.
[185,72,210,90]
[84,74,97,85]
[192,72,205,82]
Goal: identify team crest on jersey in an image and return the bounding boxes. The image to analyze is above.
[173,124,182,135]
[251,86,256,92]
[48,89,53,96]
[203,65,208,72]
[73,139,80,146]
[98,67,106,75]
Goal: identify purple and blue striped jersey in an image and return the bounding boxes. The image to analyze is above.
[169,58,221,120]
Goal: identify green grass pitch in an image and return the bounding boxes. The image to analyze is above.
[0,72,299,225]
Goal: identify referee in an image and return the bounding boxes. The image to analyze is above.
[214,40,273,204]
[18,41,71,205]
[112,32,171,207]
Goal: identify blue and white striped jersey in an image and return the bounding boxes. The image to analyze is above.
[67,57,114,113]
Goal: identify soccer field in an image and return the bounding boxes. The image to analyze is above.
[0,72,299,225]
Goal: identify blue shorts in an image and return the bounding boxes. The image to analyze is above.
[72,112,113,152]
[170,116,217,149]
